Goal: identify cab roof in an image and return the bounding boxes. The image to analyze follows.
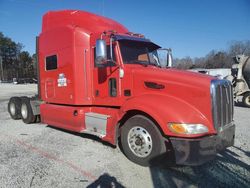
[42,10,128,34]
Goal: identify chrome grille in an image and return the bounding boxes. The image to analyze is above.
[211,80,234,131]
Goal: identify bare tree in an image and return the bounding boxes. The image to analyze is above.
[174,40,250,70]
[174,56,194,69]
[228,40,250,56]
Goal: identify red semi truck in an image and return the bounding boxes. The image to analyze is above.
[8,10,235,166]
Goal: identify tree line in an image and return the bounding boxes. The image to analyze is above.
[0,32,36,81]
[174,40,250,69]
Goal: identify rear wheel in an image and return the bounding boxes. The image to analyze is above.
[20,97,36,124]
[120,115,166,166]
[243,92,250,108]
[8,97,21,119]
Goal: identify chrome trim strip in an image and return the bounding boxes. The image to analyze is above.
[84,49,88,99]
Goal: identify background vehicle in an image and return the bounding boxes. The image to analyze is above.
[8,10,235,166]
[226,55,250,107]
[13,78,37,84]
[190,68,231,79]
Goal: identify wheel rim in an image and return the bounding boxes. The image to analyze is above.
[127,126,153,158]
[10,103,16,115]
[21,103,28,119]
[245,95,250,106]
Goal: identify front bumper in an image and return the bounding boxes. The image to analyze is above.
[169,123,235,166]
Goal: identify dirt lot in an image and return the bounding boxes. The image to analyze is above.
[0,83,249,188]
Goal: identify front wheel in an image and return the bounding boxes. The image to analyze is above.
[120,115,166,166]
[243,92,250,108]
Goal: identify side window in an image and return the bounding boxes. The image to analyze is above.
[46,55,57,70]
[94,45,116,67]
[148,50,160,66]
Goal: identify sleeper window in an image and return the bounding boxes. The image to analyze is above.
[46,55,57,70]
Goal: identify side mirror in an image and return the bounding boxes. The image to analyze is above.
[166,48,173,67]
[156,48,173,68]
[95,39,107,65]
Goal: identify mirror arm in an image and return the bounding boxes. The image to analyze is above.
[110,37,113,60]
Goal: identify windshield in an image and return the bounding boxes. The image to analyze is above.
[119,40,160,66]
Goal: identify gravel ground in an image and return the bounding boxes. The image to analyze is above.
[0,83,249,188]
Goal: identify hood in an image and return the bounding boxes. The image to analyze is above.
[133,67,213,90]
[131,66,214,116]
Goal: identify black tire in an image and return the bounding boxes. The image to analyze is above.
[8,97,22,120]
[120,115,166,166]
[243,92,250,108]
[20,97,36,124]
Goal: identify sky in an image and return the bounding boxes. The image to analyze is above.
[0,0,249,58]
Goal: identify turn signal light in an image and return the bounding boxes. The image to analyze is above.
[168,123,208,135]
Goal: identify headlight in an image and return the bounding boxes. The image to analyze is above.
[168,123,208,135]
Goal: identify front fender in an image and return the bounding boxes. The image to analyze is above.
[120,94,213,137]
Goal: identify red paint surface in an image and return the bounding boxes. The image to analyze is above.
[39,10,216,145]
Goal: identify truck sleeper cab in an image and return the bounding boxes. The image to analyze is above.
[8,10,235,166]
